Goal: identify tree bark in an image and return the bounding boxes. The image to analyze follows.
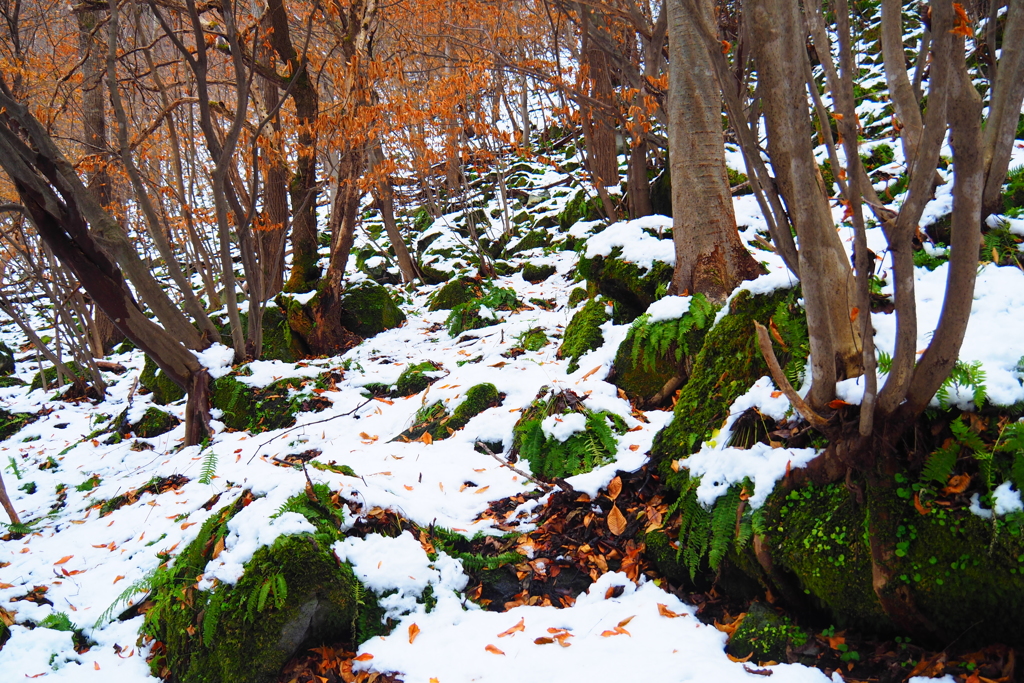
[880,0,924,162]
[981,0,1024,217]
[666,0,762,302]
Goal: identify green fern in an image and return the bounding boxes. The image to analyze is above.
[202,590,224,646]
[273,483,344,538]
[708,486,742,570]
[936,360,987,410]
[198,449,218,485]
[877,351,893,374]
[39,612,75,632]
[921,441,959,484]
[626,294,718,373]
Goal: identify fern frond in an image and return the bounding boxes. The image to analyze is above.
[199,450,218,485]
[203,591,223,646]
[708,487,741,570]
[921,442,959,484]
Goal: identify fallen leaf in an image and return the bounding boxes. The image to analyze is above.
[181,522,196,530]
[54,556,73,565]
[849,306,859,322]
[828,399,851,409]
[489,361,508,368]
[944,474,971,495]
[618,615,635,628]
[727,652,753,663]
[534,637,553,645]
[211,536,226,560]
[404,485,414,491]
[581,365,602,380]
[657,603,683,618]
[475,486,490,494]
[94,662,100,670]
[606,476,622,501]
[484,644,505,655]
[0,583,13,589]
[419,432,433,445]
[628,444,640,451]
[607,505,627,536]
[353,653,374,662]
[408,623,420,644]
[113,575,125,584]
[497,617,525,637]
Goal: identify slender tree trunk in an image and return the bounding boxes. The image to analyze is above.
[666,0,762,302]
[369,144,420,283]
[880,0,924,161]
[981,0,1024,217]
[580,8,619,188]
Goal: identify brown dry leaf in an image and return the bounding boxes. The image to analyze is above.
[113,575,125,584]
[826,634,846,650]
[944,474,971,495]
[211,536,226,560]
[617,615,635,628]
[600,630,620,637]
[628,444,640,451]
[408,623,420,644]
[497,617,525,638]
[534,637,554,645]
[181,522,196,530]
[553,633,573,647]
[726,652,753,663]
[607,476,622,501]
[475,486,490,494]
[657,603,683,618]
[914,492,932,516]
[359,432,372,440]
[581,366,602,380]
[54,556,73,565]
[484,644,505,656]
[419,432,433,445]
[607,505,627,536]
[0,583,13,589]
[714,613,746,636]
[489,361,508,368]
[353,653,374,662]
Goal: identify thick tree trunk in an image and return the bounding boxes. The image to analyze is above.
[580,9,619,189]
[666,0,762,302]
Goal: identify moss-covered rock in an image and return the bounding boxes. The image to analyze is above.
[521,262,556,284]
[396,383,501,442]
[394,361,443,397]
[510,388,627,480]
[567,287,589,308]
[211,375,331,433]
[727,602,807,663]
[29,361,85,393]
[0,341,14,375]
[140,356,187,405]
[260,306,309,363]
[557,299,610,373]
[445,287,519,337]
[610,294,718,407]
[0,376,24,388]
[125,407,180,439]
[651,286,806,467]
[143,488,383,683]
[0,408,36,441]
[504,229,550,257]
[517,327,549,352]
[339,282,406,338]
[428,277,484,311]
[558,189,604,231]
[577,248,672,323]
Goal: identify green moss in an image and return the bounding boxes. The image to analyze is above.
[0,408,36,441]
[861,143,895,172]
[428,277,483,311]
[396,383,501,442]
[761,483,889,632]
[577,248,672,323]
[567,287,589,308]
[521,262,556,284]
[504,229,550,257]
[557,189,603,231]
[517,328,548,353]
[29,361,85,393]
[394,361,442,397]
[610,294,718,405]
[260,306,309,363]
[211,375,329,433]
[558,299,610,373]
[651,286,806,467]
[728,602,807,663]
[0,341,13,375]
[143,491,382,683]
[339,282,406,338]
[445,287,519,337]
[140,356,186,405]
[128,408,180,439]
[417,259,453,285]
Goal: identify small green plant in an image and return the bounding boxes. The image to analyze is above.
[877,350,893,374]
[445,286,519,336]
[198,450,218,485]
[6,456,21,480]
[626,293,718,374]
[936,359,986,410]
[913,245,949,271]
[39,612,75,632]
[75,474,101,492]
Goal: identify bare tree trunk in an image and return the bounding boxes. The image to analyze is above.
[981,0,1024,217]
[880,0,924,161]
[369,144,420,283]
[749,0,862,409]
[666,0,761,302]
[580,8,619,189]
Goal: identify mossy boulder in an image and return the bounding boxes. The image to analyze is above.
[0,341,14,375]
[577,248,672,323]
[396,383,501,442]
[567,287,589,308]
[445,287,519,337]
[0,376,24,388]
[0,408,36,441]
[510,389,627,480]
[558,299,610,373]
[394,361,443,397]
[124,407,180,438]
[29,361,86,393]
[211,375,331,433]
[143,488,383,683]
[727,602,807,663]
[428,277,484,311]
[339,282,406,338]
[558,189,604,231]
[503,229,549,257]
[521,262,556,284]
[609,294,718,407]
[651,286,806,467]
[756,479,1024,647]
[260,306,309,363]
[140,356,187,405]
[517,327,549,352]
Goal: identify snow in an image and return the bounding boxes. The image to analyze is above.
[540,412,587,442]
[583,217,675,271]
[644,295,692,324]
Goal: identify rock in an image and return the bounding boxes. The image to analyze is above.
[29,362,86,393]
[211,374,331,433]
[140,356,186,405]
[259,306,309,363]
[567,287,589,308]
[521,263,556,284]
[395,383,501,442]
[557,299,610,373]
[727,602,806,663]
[124,407,180,438]
[339,282,406,338]
[428,277,483,311]
[558,189,604,231]
[577,249,672,324]
[394,361,443,397]
[503,230,549,257]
